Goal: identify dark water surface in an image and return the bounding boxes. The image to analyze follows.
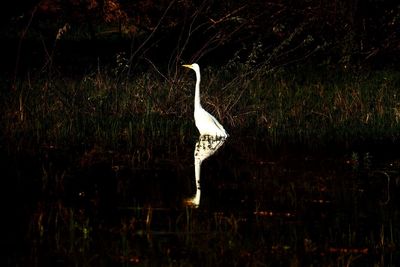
[2,136,400,266]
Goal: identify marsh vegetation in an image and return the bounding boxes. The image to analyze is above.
[1,1,400,266]
[2,62,400,150]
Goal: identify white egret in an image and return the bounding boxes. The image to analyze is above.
[182,63,228,138]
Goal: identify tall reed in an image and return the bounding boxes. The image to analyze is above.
[2,64,400,150]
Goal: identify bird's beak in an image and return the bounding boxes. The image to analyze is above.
[182,64,192,69]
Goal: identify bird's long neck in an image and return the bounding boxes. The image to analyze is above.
[194,69,201,111]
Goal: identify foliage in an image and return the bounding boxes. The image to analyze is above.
[2,0,399,75]
[1,0,400,151]
[1,60,400,151]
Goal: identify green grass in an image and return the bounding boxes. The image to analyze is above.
[2,64,400,151]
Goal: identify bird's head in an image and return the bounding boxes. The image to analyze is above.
[182,63,200,73]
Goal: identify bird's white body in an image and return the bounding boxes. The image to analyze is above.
[183,63,228,138]
[194,106,227,137]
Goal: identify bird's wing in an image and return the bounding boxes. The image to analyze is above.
[207,111,226,133]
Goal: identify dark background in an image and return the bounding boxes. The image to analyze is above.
[1,0,399,78]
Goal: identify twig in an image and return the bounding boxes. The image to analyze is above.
[144,57,169,82]
[128,0,176,75]
[208,5,247,26]
[13,6,38,90]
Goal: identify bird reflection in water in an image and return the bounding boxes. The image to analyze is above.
[185,135,226,207]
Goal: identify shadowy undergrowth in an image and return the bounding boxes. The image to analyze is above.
[1,62,400,151]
